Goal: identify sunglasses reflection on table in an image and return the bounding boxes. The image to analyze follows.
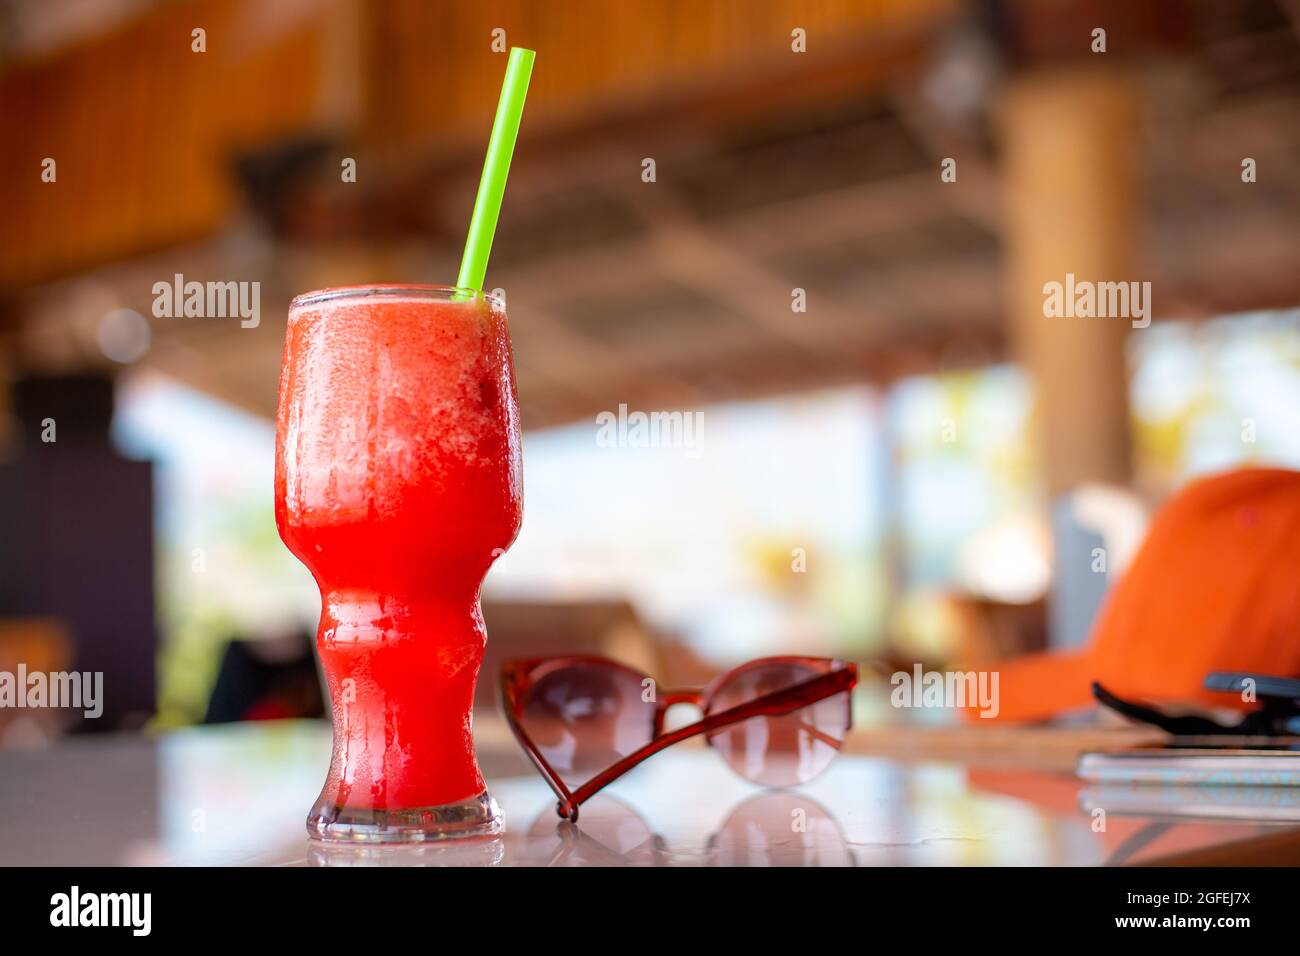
[522,791,855,867]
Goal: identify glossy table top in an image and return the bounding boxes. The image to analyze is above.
[1,719,1296,866]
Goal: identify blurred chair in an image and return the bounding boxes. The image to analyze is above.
[948,594,1048,669]
[203,630,324,724]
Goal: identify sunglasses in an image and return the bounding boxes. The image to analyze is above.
[500,655,859,821]
[1094,673,1300,736]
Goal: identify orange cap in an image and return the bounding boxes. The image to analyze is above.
[982,467,1300,722]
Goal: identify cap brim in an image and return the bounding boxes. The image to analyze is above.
[963,649,1097,723]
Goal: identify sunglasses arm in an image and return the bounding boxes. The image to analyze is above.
[560,666,857,821]
[500,672,578,811]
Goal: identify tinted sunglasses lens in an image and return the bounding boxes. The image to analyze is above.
[706,661,849,787]
[520,662,656,786]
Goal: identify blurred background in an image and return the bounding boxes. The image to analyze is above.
[1,0,1298,743]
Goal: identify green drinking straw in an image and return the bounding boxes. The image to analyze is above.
[456,47,536,294]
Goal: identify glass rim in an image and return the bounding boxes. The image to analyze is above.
[289,284,503,311]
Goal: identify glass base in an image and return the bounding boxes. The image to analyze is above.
[307,790,503,844]
[307,837,506,867]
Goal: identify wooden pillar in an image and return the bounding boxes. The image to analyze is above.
[1001,67,1139,497]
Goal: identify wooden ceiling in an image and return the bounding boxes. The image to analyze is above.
[3,0,1300,430]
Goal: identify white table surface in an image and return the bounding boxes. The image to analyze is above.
[1,719,1294,866]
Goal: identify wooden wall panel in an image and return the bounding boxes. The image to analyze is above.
[0,0,335,290]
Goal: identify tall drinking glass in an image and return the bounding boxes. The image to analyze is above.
[275,285,522,842]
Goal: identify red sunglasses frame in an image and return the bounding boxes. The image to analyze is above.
[500,655,859,821]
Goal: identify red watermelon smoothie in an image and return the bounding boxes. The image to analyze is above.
[275,286,522,841]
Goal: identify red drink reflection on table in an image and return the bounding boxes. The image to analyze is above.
[275,285,522,842]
